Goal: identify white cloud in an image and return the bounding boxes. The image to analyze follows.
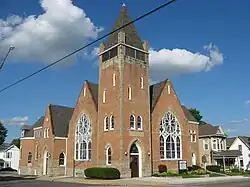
[0,0,103,65]
[149,43,223,81]
[1,116,29,126]
[228,118,248,124]
[245,100,250,105]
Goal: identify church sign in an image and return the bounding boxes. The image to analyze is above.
[178,160,187,172]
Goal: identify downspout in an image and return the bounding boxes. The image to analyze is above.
[65,138,68,176]
[150,112,153,176]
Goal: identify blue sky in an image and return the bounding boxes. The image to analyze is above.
[0,0,250,142]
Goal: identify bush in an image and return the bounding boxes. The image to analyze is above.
[84,167,120,179]
[187,166,193,171]
[158,164,167,173]
[206,165,221,172]
[192,165,202,171]
[231,168,240,173]
[153,171,179,177]
[190,169,207,175]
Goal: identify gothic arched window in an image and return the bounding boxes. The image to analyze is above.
[110,115,114,130]
[59,152,65,166]
[137,116,142,130]
[130,115,135,129]
[159,112,182,160]
[106,146,112,165]
[75,114,92,161]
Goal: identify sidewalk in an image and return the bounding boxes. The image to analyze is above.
[39,175,250,186]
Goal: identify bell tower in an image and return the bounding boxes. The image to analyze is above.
[97,4,151,177]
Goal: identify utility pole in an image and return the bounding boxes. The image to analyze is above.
[0,45,15,71]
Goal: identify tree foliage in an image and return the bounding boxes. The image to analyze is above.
[11,138,20,148]
[0,121,8,145]
[188,108,207,125]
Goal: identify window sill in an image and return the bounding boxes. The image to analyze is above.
[160,158,182,161]
[59,165,66,167]
[75,159,91,162]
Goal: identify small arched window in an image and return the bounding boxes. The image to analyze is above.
[128,87,132,100]
[106,146,112,165]
[59,152,65,166]
[27,152,32,163]
[113,73,116,86]
[103,90,106,103]
[137,116,143,130]
[104,116,109,131]
[130,115,135,129]
[140,77,144,89]
[110,115,114,130]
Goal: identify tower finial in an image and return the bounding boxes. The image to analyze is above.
[122,3,126,7]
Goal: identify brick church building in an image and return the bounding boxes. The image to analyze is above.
[19,5,200,178]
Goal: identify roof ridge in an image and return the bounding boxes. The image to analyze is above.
[50,104,74,110]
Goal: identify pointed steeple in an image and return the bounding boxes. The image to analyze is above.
[104,5,144,50]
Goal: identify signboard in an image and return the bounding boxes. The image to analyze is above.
[178,160,187,171]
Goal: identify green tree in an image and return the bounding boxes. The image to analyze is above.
[188,108,207,125]
[0,121,8,145]
[11,138,20,148]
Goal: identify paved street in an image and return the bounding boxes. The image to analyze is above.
[0,179,250,187]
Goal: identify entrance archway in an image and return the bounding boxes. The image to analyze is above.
[192,153,196,165]
[129,142,142,178]
[43,151,49,175]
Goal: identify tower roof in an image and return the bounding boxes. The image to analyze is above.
[104,5,144,50]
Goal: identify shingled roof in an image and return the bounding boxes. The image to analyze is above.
[226,137,236,148]
[199,124,222,136]
[50,105,74,137]
[238,136,250,149]
[150,80,167,112]
[181,105,198,122]
[104,4,144,50]
[88,82,99,108]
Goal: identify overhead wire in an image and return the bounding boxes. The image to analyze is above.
[0,0,177,93]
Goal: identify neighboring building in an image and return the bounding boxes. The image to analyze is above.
[19,105,73,176]
[227,136,250,171]
[19,5,200,178]
[0,143,20,170]
[198,124,241,169]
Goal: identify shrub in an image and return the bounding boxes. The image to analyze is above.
[190,169,207,175]
[187,166,193,171]
[192,165,202,171]
[84,167,120,179]
[152,171,179,177]
[158,164,167,173]
[231,168,240,173]
[206,165,221,173]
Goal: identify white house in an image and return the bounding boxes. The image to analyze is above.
[227,136,250,171]
[0,143,20,170]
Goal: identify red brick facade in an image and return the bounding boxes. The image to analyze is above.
[19,5,200,178]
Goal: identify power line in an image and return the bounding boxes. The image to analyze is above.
[0,45,15,70]
[0,0,177,93]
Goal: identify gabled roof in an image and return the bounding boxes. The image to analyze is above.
[199,124,224,137]
[150,80,168,112]
[21,105,74,138]
[88,82,99,108]
[181,105,198,122]
[21,117,44,138]
[226,137,236,147]
[104,4,144,50]
[238,136,250,149]
[50,105,74,137]
[33,116,44,128]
